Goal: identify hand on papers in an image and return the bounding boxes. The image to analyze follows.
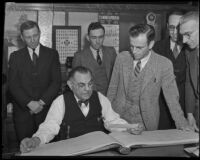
[27,101,44,114]
[127,123,144,135]
[187,113,199,132]
[20,137,41,153]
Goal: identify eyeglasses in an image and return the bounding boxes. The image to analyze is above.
[168,25,179,31]
[182,30,196,39]
[72,81,93,89]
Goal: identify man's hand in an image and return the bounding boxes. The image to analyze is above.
[20,137,41,153]
[187,113,199,132]
[27,101,43,114]
[127,123,144,135]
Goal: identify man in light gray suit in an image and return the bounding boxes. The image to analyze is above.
[107,24,193,131]
[72,22,117,96]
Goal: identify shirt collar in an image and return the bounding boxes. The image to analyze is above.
[27,44,40,56]
[170,40,181,53]
[133,50,151,68]
[90,46,102,56]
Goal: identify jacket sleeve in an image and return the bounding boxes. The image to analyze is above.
[107,55,120,103]
[40,50,61,106]
[161,60,188,129]
[72,51,82,68]
[185,55,196,114]
[8,52,32,110]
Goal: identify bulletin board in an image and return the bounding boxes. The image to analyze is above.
[52,26,81,64]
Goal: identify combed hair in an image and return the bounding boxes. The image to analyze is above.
[88,22,105,35]
[180,11,199,25]
[68,66,93,80]
[129,23,155,44]
[20,20,40,34]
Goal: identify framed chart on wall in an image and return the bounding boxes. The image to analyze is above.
[52,26,81,64]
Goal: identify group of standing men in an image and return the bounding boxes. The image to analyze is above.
[6,10,199,153]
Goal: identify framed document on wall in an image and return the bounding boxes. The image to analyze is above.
[52,26,81,64]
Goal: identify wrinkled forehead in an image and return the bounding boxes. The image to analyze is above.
[73,72,92,83]
[180,19,198,33]
[168,15,182,26]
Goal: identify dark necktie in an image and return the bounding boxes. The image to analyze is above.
[96,50,102,65]
[173,43,179,59]
[134,60,141,77]
[32,48,38,65]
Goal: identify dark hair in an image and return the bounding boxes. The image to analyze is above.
[167,10,185,22]
[129,23,155,44]
[20,20,40,35]
[88,22,105,35]
[68,66,93,80]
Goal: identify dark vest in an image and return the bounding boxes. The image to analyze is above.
[57,90,108,141]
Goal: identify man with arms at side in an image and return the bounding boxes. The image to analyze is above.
[72,22,117,96]
[20,66,144,153]
[179,11,199,131]
[107,23,195,131]
[153,11,186,129]
[8,20,61,145]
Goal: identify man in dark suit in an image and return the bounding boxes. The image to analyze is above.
[153,11,187,129]
[72,22,117,96]
[8,20,62,144]
[180,11,199,132]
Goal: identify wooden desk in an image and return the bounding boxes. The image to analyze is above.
[86,145,191,157]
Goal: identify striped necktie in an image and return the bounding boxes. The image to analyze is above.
[32,48,38,65]
[96,50,102,65]
[134,60,141,77]
[173,43,179,59]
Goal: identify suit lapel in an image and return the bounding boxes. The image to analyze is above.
[141,52,156,92]
[123,52,134,93]
[37,45,47,71]
[23,47,33,69]
[102,46,110,79]
[188,50,198,91]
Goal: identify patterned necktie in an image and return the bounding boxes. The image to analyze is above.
[134,60,141,77]
[32,48,38,65]
[173,43,179,59]
[96,50,102,65]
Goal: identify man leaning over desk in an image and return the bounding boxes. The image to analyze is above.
[20,66,144,153]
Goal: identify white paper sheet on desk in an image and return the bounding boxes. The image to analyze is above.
[21,131,119,156]
[184,145,199,157]
[110,129,199,148]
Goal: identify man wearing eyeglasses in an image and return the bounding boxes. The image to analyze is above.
[153,11,187,129]
[20,66,144,153]
[179,11,199,132]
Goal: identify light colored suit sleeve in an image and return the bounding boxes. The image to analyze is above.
[161,60,188,129]
[107,55,120,103]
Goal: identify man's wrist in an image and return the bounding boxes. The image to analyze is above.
[187,113,194,118]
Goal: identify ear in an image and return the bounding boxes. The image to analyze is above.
[67,80,73,90]
[149,40,155,50]
[21,35,25,42]
[86,35,90,42]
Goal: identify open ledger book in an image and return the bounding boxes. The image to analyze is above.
[21,129,199,156]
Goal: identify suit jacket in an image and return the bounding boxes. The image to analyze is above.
[185,48,199,114]
[8,44,61,115]
[72,46,116,93]
[107,50,188,130]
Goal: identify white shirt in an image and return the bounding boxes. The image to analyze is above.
[33,92,128,144]
[27,44,40,60]
[133,51,152,71]
[90,46,103,60]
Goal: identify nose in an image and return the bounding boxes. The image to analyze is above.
[173,28,178,34]
[182,35,189,44]
[31,36,35,42]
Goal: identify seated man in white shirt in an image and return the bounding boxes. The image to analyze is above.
[20,66,144,153]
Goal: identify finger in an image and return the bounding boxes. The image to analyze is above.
[194,125,199,132]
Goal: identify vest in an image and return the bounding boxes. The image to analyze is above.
[121,64,147,129]
[57,90,108,141]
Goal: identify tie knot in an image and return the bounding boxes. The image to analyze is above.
[78,99,89,107]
